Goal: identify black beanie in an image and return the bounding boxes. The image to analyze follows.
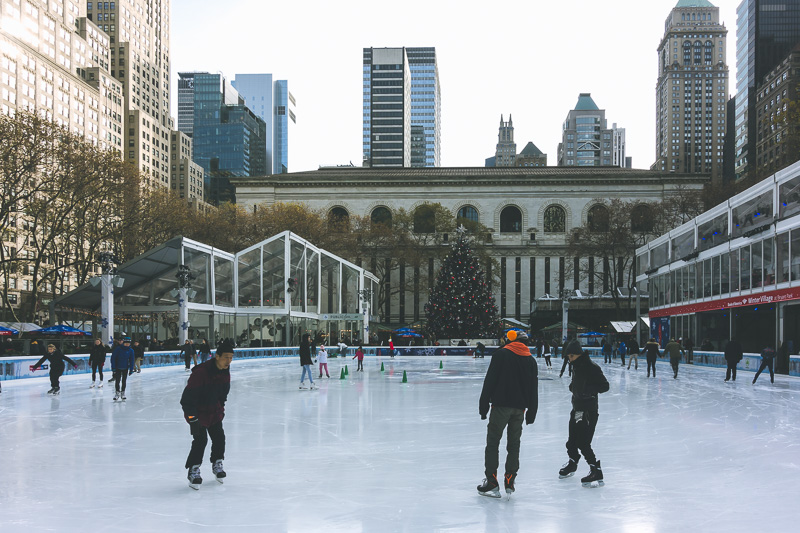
[216,339,235,355]
[565,340,583,356]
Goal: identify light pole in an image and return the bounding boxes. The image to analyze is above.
[174,265,196,345]
[358,288,373,345]
[561,289,570,344]
[94,252,122,346]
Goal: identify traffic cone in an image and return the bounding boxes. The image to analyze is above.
[340,368,346,380]
[439,360,443,369]
[402,370,407,383]
[345,365,349,376]
[380,362,385,372]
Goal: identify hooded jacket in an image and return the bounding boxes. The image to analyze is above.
[180,357,230,427]
[568,353,610,412]
[479,341,538,423]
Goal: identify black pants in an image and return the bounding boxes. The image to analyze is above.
[647,357,657,377]
[484,406,524,477]
[185,420,225,469]
[356,359,363,371]
[753,358,774,383]
[620,353,625,365]
[184,355,191,369]
[671,358,679,378]
[114,369,129,392]
[49,366,64,389]
[603,352,611,363]
[91,361,104,381]
[566,408,599,465]
[725,362,737,381]
[544,355,551,367]
[560,358,572,377]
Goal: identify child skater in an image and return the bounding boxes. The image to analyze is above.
[353,346,365,371]
[318,344,330,378]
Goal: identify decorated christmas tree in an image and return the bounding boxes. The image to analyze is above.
[425,227,500,339]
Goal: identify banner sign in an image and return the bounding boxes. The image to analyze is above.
[649,286,800,318]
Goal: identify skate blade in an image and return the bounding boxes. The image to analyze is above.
[581,480,604,488]
[558,472,575,479]
[188,482,201,490]
[478,490,501,499]
[216,477,224,484]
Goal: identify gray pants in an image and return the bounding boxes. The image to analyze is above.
[484,406,525,477]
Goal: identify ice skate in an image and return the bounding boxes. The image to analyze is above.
[97,381,103,388]
[310,382,317,390]
[503,473,516,495]
[212,460,226,483]
[121,392,127,401]
[51,387,60,395]
[90,382,95,388]
[477,474,501,498]
[47,388,55,395]
[559,458,578,478]
[188,465,202,489]
[299,383,308,390]
[581,461,604,488]
[113,391,120,401]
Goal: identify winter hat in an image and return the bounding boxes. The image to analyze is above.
[507,330,529,342]
[565,340,583,356]
[216,339,235,355]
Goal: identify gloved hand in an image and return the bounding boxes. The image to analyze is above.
[480,412,487,420]
[187,415,198,424]
[73,364,78,369]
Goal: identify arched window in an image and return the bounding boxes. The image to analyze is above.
[631,205,654,233]
[328,207,349,231]
[457,205,479,224]
[500,205,522,233]
[544,205,566,233]
[371,206,392,228]
[588,204,609,232]
[414,205,435,234]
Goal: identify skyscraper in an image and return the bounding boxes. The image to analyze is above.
[231,74,297,174]
[362,47,440,168]
[655,0,728,182]
[179,72,267,205]
[734,0,800,181]
[494,115,516,167]
[88,0,172,191]
[557,93,625,167]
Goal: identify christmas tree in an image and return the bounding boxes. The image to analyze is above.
[425,226,499,339]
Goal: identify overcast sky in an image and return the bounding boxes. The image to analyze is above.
[170,0,739,173]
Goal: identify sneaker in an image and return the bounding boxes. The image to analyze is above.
[559,458,578,478]
[212,459,226,483]
[503,473,516,494]
[188,465,202,489]
[477,474,501,498]
[581,461,604,487]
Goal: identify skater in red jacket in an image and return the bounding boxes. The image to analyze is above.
[353,346,365,371]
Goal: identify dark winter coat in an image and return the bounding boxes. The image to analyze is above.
[479,341,538,424]
[110,345,135,371]
[132,344,145,360]
[299,342,313,365]
[179,342,196,358]
[642,341,661,361]
[198,341,211,356]
[627,339,640,356]
[568,353,610,412]
[89,343,109,365]
[724,340,743,364]
[180,358,230,427]
[760,347,776,360]
[33,349,77,374]
[664,341,684,362]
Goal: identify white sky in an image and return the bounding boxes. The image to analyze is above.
[170,0,739,173]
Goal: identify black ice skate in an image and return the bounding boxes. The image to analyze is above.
[113,391,120,401]
[47,388,55,395]
[581,461,604,488]
[477,474,501,498]
[188,465,202,489]
[503,473,516,495]
[559,458,578,478]
[51,387,60,395]
[212,460,226,483]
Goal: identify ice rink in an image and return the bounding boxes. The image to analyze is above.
[2,353,798,533]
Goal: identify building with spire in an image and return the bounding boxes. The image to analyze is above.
[494,114,516,167]
[557,93,626,167]
[653,0,728,183]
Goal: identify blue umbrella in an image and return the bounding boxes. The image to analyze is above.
[0,325,18,336]
[31,325,91,336]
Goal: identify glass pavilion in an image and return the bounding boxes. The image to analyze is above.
[53,231,379,348]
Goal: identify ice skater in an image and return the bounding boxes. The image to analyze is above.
[389,337,395,358]
[110,337,135,401]
[179,339,195,371]
[353,345,365,371]
[31,344,78,395]
[318,344,330,378]
[602,340,612,364]
[543,341,552,368]
[181,339,234,489]
[558,340,609,488]
[643,337,661,377]
[559,348,572,378]
[664,338,684,379]
[89,338,108,388]
[724,338,743,381]
[618,340,627,367]
[477,330,538,498]
[132,339,145,373]
[299,333,315,389]
[752,344,776,384]
[627,338,640,370]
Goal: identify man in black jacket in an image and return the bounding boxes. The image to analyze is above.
[180,339,234,489]
[558,339,609,488]
[724,338,743,382]
[477,330,538,498]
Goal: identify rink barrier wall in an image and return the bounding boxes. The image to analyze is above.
[2,346,798,381]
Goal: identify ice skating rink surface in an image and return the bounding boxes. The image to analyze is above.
[2,355,798,533]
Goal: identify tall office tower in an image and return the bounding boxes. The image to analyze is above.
[169,129,204,200]
[0,0,123,148]
[179,72,267,205]
[231,74,297,174]
[654,0,728,182]
[557,93,623,167]
[494,115,517,167]
[734,0,800,182]
[363,47,440,168]
[88,0,172,191]
[177,71,197,136]
[612,123,630,168]
[406,47,440,167]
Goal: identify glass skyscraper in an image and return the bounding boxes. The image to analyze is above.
[231,74,296,174]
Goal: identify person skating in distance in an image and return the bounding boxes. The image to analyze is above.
[31,344,78,395]
[477,330,538,498]
[559,339,610,488]
[181,339,234,489]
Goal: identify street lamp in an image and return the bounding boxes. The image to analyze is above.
[358,288,373,345]
[94,251,122,346]
[173,265,196,345]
